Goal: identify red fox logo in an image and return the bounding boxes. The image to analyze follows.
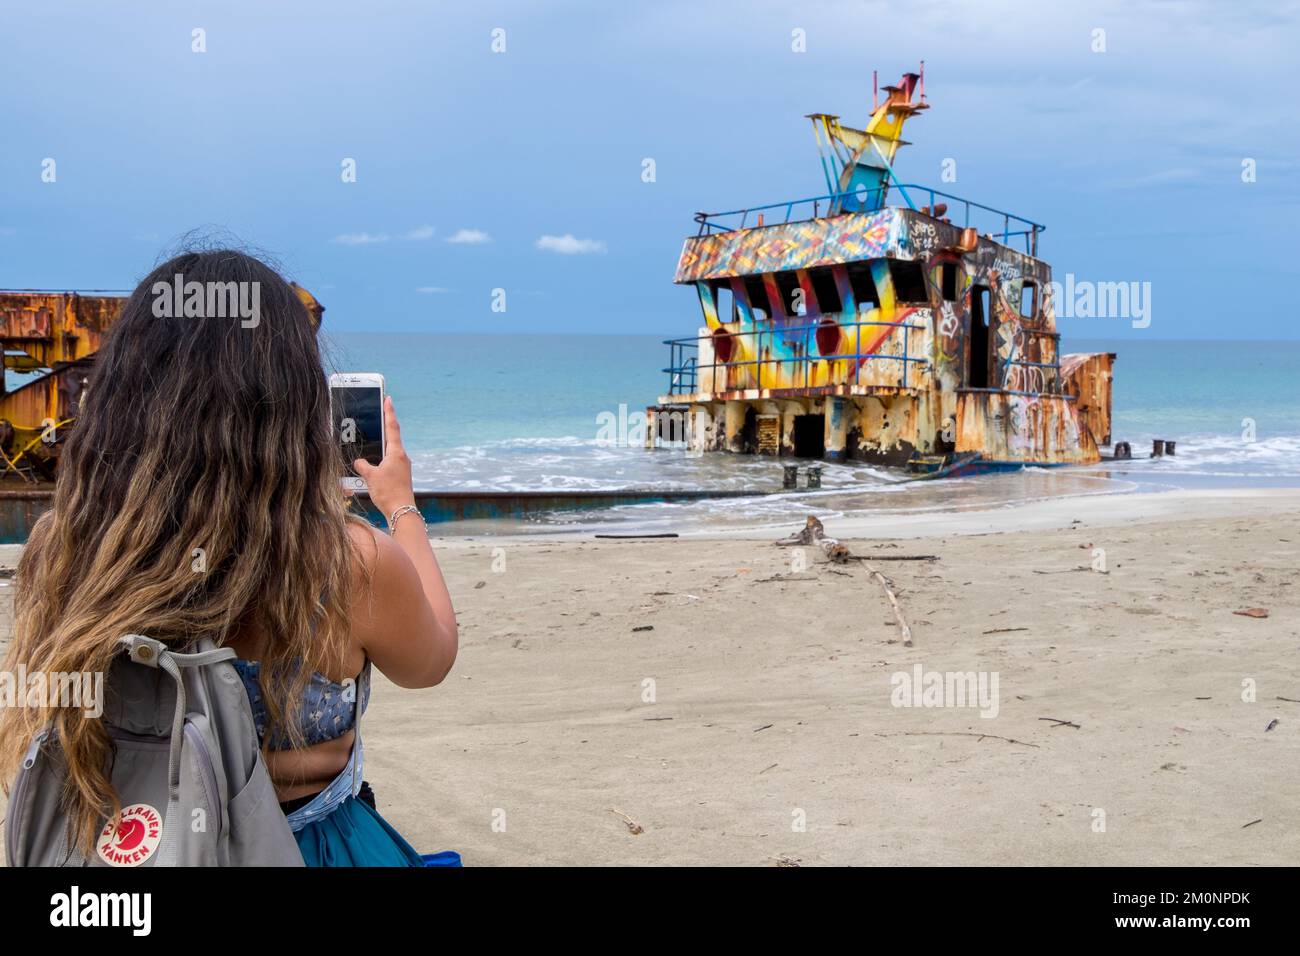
[96,803,162,867]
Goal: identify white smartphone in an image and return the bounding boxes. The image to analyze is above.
[330,372,386,492]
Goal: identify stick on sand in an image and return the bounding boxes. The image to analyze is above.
[864,563,912,647]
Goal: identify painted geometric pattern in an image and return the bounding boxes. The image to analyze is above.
[674,210,897,283]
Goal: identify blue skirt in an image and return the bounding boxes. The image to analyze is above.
[294,795,462,868]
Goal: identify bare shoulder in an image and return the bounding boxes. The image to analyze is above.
[344,518,424,627]
[345,518,403,607]
[346,517,385,572]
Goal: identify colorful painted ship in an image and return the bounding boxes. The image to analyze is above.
[648,65,1115,474]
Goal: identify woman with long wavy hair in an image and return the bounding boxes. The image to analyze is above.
[0,248,458,865]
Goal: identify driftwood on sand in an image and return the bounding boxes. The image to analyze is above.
[867,566,912,647]
[775,516,914,647]
[775,516,852,562]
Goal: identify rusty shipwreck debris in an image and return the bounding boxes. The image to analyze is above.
[647,64,1116,476]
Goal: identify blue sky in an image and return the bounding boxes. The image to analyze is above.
[1,0,1296,339]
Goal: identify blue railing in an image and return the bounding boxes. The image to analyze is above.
[693,184,1045,256]
[665,345,697,393]
[662,318,927,397]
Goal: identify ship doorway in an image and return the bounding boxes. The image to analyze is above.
[967,285,990,389]
[792,414,825,458]
[740,406,758,454]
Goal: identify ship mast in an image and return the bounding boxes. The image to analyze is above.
[808,62,928,215]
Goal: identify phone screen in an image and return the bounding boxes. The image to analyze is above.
[331,385,384,477]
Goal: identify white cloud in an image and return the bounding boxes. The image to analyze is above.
[416,286,451,294]
[333,232,389,245]
[536,233,606,255]
[446,228,491,244]
[334,225,434,245]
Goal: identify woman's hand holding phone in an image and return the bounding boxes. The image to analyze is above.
[347,394,459,687]
[352,395,415,520]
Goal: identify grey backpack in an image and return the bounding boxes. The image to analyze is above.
[5,634,303,867]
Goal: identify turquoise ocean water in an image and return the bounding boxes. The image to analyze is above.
[320,333,1300,530]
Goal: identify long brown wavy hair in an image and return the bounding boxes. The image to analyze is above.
[0,248,357,854]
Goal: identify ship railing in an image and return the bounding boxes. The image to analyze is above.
[665,346,698,394]
[692,184,1045,256]
[661,317,927,397]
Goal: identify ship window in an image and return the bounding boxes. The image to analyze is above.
[941,263,959,302]
[773,271,804,316]
[889,259,929,304]
[743,275,771,321]
[808,267,843,315]
[845,260,879,309]
[710,281,738,323]
[1020,280,1038,317]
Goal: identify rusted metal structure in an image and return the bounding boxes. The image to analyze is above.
[648,66,1116,474]
[0,290,120,478]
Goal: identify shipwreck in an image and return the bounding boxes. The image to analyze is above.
[647,65,1115,475]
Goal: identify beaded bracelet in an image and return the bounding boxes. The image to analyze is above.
[388,504,425,532]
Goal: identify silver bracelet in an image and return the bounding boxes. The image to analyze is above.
[388,504,425,532]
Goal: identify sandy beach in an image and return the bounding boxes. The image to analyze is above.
[3,488,1298,866]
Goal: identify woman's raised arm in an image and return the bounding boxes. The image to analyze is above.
[350,397,458,687]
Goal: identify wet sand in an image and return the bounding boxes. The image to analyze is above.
[2,488,1298,865]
